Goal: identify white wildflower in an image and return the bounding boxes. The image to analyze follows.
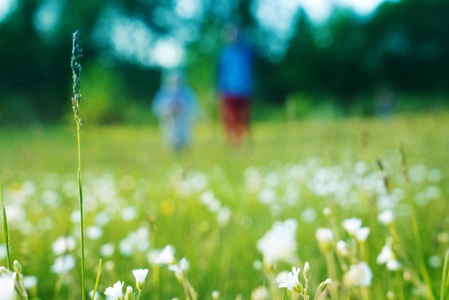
[132,269,149,290]
[251,286,269,300]
[343,262,373,287]
[147,249,161,265]
[217,207,231,226]
[118,240,134,256]
[200,191,222,212]
[51,255,76,274]
[323,207,332,216]
[278,267,302,292]
[23,275,38,289]
[252,260,263,270]
[316,228,334,244]
[121,206,137,221]
[119,227,150,256]
[409,164,427,183]
[257,219,298,265]
[336,240,348,256]
[275,271,289,285]
[104,281,124,300]
[95,211,111,226]
[378,210,394,225]
[168,257,190,279]
[52,236,76,256]
[342,218,362,236]
[258,188,277,204]
[157,245,175,265]
[377,244,395,264]
[386,259,400,271]
[0,273,16,300]
[100,243,115,257]
[355,227,370,242]
[86,226,103,240]
[89,290,101,299]
[301,207,317,223]
[125,286,133,300]
[70,210,81,223]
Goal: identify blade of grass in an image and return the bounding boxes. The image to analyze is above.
[399,143,435,300]
[0,180,12,270]
[92,259,102,300]
[440,251,449,300]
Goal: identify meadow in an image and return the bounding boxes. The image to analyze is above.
[1,113,449,299]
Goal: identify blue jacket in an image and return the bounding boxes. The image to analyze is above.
[218,44,254,97]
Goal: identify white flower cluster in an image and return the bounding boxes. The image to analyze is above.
[118,226,150,256]
[343,262,373,287]
[199,190,232,226]
[154,245,190,279]
[51,236,76,274]
[377,239,400,271]
[168,168,208,197]
[243,159,443,216]
[257,219,298,265]
[104,268,149,299]
[342,218,370,242]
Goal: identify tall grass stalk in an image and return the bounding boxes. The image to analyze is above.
[0,180,12,270]
[399,143,435,300]
[71,30,86,300]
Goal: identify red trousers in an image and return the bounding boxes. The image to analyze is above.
[221,95,250,143]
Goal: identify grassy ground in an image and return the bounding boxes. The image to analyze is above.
[2,113,448,178]
[1,113,449,299]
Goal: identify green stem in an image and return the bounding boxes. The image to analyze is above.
[0,180,12,270]
[282,288,287,300]
[77,123,86,300]
[53,274,64,299]
[18,272,29,300]
[324,252,338,280]
[396,269,405,300]
[92,259,102,300]
[440,251,449,300]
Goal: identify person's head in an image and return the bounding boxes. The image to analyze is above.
[223,23,241,44]
[163,69,184,90]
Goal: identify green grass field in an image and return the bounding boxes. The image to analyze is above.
[1,113,449,299]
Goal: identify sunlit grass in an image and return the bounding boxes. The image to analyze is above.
[1,113,449,298]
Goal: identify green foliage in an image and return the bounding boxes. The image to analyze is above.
[1,0,449,124]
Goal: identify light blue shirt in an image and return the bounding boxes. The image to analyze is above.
[152,85,198,149]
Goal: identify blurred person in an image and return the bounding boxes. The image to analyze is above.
[152,70,199,153]
[376,87,395,116]
[217,24,255,145]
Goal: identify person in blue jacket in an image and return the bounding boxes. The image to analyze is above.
[217,24,255,144]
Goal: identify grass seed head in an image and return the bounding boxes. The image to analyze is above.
[71,30,83,127]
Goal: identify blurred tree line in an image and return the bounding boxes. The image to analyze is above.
[0,0,448,124]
